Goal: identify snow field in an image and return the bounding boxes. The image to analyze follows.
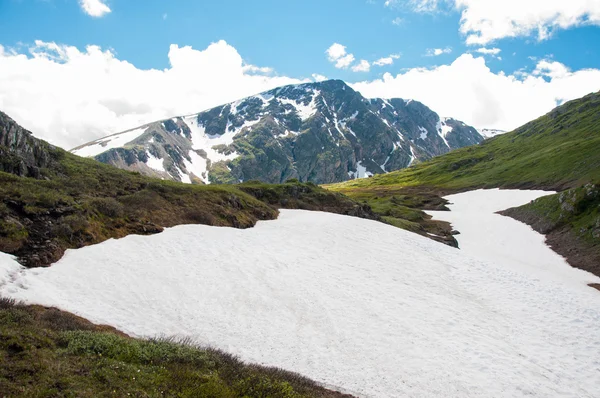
[0,190,599,397]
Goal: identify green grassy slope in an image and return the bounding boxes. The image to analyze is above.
[0,298,350,397]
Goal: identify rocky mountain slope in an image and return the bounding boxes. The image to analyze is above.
[71,80,483,184]
[0,111,59,178]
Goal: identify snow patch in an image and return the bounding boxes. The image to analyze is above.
[278,89,320,121]
[418,126,428,140]
[183,150,209,184]
[184,116,240,163]
[73,127,147,158]
[145,151,165,172]
[437,118,452,148]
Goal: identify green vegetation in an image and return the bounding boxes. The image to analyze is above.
[0,298,346,397]
[325,185,458,246]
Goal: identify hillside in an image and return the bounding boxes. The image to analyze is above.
[328,91,600,277]
[71,80,483,185]
[0,297,350,397]
[0,111,377,267]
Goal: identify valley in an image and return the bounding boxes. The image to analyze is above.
[1,83,599,397]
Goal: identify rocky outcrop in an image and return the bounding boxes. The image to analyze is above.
[0,112,57,178]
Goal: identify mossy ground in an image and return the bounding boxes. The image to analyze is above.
[0,298,349,397]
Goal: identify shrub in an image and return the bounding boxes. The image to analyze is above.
[88,197,124,218]
[0,296,18,309]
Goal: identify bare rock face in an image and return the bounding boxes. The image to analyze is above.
[0,112,57,178]
[72,80,485,185]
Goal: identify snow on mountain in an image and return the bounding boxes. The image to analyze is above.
[72,127,148,158]
[71,80,484,185]
[478,128,507,138]
[1,190,599,397]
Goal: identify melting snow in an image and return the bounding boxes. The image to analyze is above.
[278,90,319,121]
[355,161,373,179]
[2,200,600,397]
[408,145,417,166]
[145,151,165,172]
[183,150,208,184]
[418,126,428,140]
[183,116,240,163]
[436,118,452,148]
[73,127,147,158]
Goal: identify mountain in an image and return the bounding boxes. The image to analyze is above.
[71,80,483,184]
[329,90,600,278]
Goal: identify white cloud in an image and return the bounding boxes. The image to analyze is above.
[373,54,401,66]
[79,0,111,18]
[456,0,600,45]
[425,47,452,56]
[394,0,600,45]
[392,17,404,25]
[352,60,371,73]
[312,73,328,82]
[475,47,501,55]
[386,0,441,12]
[0,40,307,148]
[326,43,355,69]
[352,53,600,131]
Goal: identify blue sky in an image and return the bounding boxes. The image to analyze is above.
[3,0,599,78]
[1,0,599,148]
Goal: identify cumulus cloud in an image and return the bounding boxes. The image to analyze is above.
[393,0,600,45]
[456,0,600,45]
[0,40,307,148]
[79,0,111,17]
[352,54,600,131]
[326,43,355,69]
[475,47,501,55]
[373,54,401,66]
[352,60,371,72]
[312,73,328,82]
[425,47,452,56]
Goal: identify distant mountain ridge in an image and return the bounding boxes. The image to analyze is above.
[72,80,483,184]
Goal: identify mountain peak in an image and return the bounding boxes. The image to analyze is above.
[71,81,483,185]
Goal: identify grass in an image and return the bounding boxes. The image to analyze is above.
[0,297,349,397]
